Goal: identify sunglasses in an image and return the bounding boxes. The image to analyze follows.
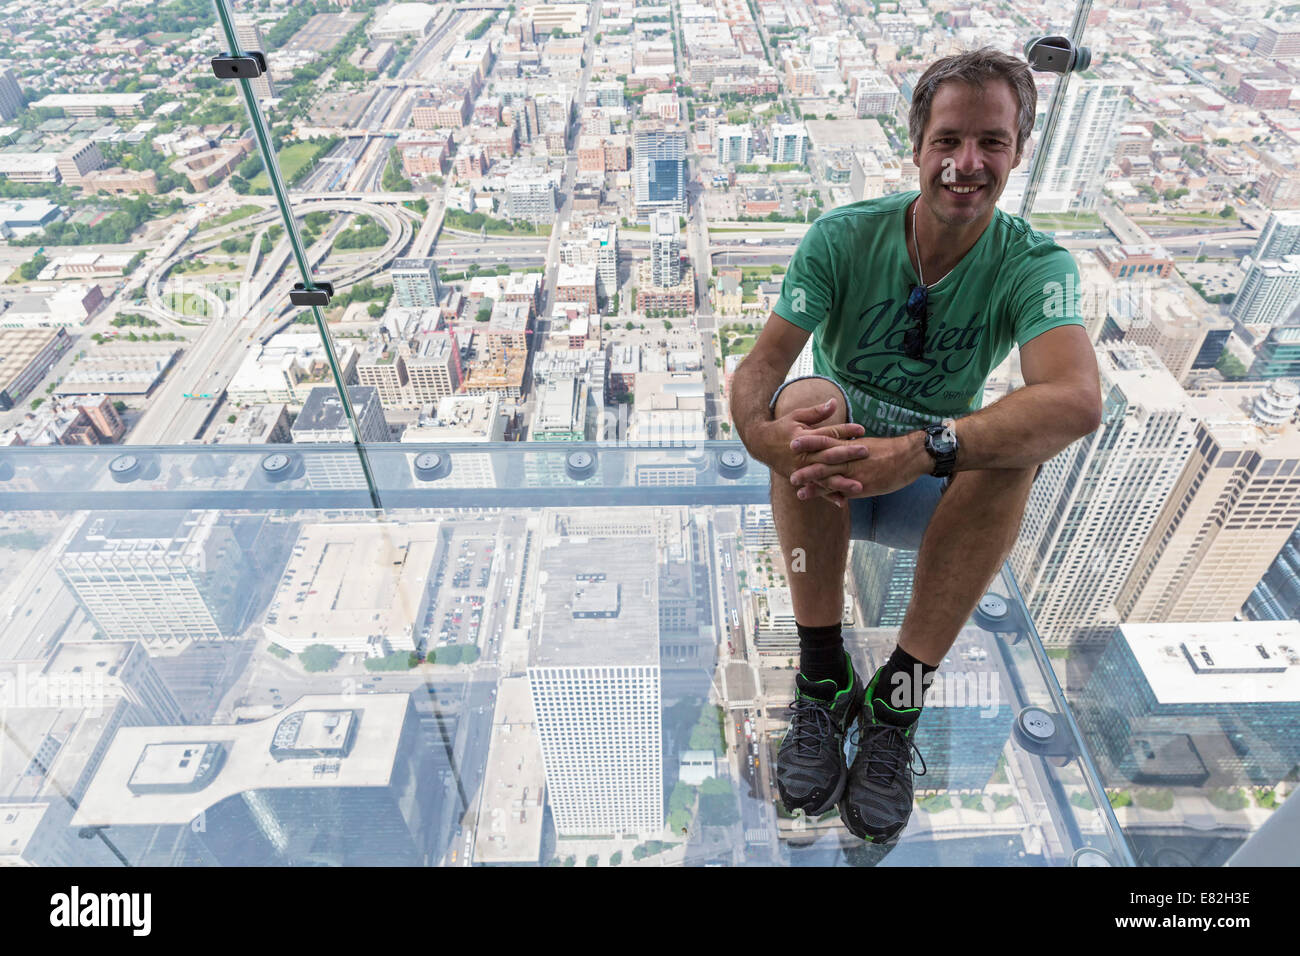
[904,284,928,360]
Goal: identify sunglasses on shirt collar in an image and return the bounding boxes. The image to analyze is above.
[904,284,929,360]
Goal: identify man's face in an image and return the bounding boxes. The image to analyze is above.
[913,78,1024,228]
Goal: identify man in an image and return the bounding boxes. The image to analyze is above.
[729,48,1102,844]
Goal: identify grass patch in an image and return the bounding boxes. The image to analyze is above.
[365,651,419,671]
[1108,789,1133,809]
[1207,787,1249,812]
[199,204,263,231]
[1135,789,1175,811]
[1070,790,1096,811]
[162,291,214,318]
[1028,211,1103,231]
[249,141,330,192]
[267,643,291,660]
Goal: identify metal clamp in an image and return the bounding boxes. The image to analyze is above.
[290,281,334,307]
[210,51,268,80]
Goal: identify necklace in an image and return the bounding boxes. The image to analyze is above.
[911,200,958,287]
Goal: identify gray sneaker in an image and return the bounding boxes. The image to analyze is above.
[838,666,928,843]
[775,654,864,817]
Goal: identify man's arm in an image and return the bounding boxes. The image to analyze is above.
[897,324,1103,477]
[730,352,788,460]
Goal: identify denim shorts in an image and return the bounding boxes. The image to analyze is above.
[769,374,951,552]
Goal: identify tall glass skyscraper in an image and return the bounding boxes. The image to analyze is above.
[633,120,686,219]
[527,536,663,836]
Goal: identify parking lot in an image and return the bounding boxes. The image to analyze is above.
[420,535,499,652]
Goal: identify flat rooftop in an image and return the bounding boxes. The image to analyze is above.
[1120,621,1300,705]
[532,536,659,668]
[265,522,443,649]
[473,677,545,864]
[72,694,410,827]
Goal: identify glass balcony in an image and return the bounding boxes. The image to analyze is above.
[0,442,1132,866]
[0,0,1294,871]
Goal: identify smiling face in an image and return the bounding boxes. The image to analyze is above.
[913,78,1024,230]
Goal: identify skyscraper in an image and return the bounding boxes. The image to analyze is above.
[57,512,251,645]
[1250,210,1300,260]
[715,123,753,164]
[1116,378,1300,624]
[527,535,663,837]
[650,210,681,287]
[234,18,277,102]
[71,694,438,865]
[1231,255,1300,326]
[769,123,808,164]
[390,258,443,308]
[1033,80,1128,212]
[1011,344,1199,645]
[0,68,25,122]
[633,119,686,218]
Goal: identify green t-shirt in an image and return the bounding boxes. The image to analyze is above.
[772,190,1086,437]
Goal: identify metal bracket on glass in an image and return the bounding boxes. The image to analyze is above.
[412,452,452,483]
[1023,36,1091,74]
[716,449,748,480]
[259,451,304,484]
[565,450,597,481]
[1012,706,1079,765]
[290,281,334,307]
[971,592,1027,645]
[210,51,268,80]
[108,453,160,484]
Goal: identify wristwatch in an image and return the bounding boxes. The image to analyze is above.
[923,419,959,478]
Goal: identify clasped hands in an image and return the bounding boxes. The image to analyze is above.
[767,398,925,508]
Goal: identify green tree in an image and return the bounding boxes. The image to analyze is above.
[586,854,599,867]
[609,850,622,866]
[227,414,237,424]
[299,644,342,672]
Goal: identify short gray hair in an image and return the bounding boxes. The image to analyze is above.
[908,48,1037,155]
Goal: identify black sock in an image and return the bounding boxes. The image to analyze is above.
[796,622,848,687]
[875,645,938,712]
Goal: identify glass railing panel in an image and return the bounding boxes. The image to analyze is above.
[0,443,1129,867]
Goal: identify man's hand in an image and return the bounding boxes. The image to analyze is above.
[753,398,870,507]
[788,431,930,502]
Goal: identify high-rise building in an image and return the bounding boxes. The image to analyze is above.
[70,694,439,865]
[291,385,389,443]
[1076,621,1300,788]
[390,258,442,308]
[291,385,391,487]
[1033,80,1128,212]
[633,119,686,217]
[1232,255,1300,326]
[852,69,899,118]
[650,210,681,287]
[559,224,619,301]
[1116,379,1300,624]
[234,18,277,101]
[57,511,252,644]
[715,123,753,164]
[1250,210,1300,260]
[1250,323,1300,379]
[1256,21,1300,57]
[1011,345,1199,645]
[769,123,808,164]
[0,67,23,122]
[1246,523,1300,621]
[527,536,663,837]
[504,174,557,223]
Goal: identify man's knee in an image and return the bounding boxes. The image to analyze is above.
[772,378,848,424]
